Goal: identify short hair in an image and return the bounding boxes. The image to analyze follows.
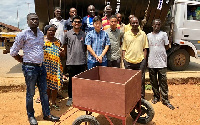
[54,7,61,11]
[43,24,57,35]
[93,16,102,23]
[152,19,161,25]
[109,15,117,20]
[27,13,37,20]
[72,15,82,22]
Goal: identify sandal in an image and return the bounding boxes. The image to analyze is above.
[151,97,159,104]
[51,104,60,111]
[35,97,41,103]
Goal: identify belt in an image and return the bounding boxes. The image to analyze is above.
[23,62,43,67]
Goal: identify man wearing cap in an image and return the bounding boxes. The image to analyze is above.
[102,5,120,30]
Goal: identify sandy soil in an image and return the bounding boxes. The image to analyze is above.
[0,77,200,125]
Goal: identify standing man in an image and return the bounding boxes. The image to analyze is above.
[49,7,66,45]
[82,5,95,33]
[116,13,125,42]
[10,13,60,125]
[64,7,77,32]
[122,17,148,99]
[124,14,135,33]
[85,16,110,69]
[147,19,175,110]
[105,15,121,68]
[63,16,87,106]
[102,5,120,30]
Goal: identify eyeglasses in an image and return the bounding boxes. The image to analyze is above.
[73,21,81,24]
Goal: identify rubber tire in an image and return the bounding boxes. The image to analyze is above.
[168,49,190,71]
[130,99,155,124]
[72,115,100,125]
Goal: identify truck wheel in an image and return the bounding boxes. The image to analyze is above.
[72,115,100,125]
[130,99,155,124]
[168,49,190,71]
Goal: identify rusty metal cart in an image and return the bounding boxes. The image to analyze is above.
[72,66,154,125]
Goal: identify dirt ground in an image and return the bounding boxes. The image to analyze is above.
[0,77,200,125]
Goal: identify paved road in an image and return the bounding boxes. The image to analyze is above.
[0,49,200,86]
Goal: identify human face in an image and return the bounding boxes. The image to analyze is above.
[88,6,95,17]
[69,8,77,18]
[72,19,82,29]
[27,14,39,28]
[47,27,56,38]
[153,20,161,33]
[110,18,117,30]
[130,17,139,30]
[116,14,122,23]
[129,15,134,22]
[93,21,102,32]
[55,9,61,18]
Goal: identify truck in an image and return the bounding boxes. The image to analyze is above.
[2,0,200,71]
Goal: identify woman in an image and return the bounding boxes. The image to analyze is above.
[43,24,64,111]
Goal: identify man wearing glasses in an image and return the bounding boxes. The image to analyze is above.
[63,16,87,106]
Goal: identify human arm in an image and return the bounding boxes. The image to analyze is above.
[87,45,99,61]
[98,45,109,63]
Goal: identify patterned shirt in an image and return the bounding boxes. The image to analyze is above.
[85,30,110,62]
[10,28,44,64]
[82,15,94,33]
[102,16,120,30]
[49,18,66,45]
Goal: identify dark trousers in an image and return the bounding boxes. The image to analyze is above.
[66,65,87,98]
[107,58,121,68]
[124,59,146,98]
[149,68,169,103]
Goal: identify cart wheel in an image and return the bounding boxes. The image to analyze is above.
[72,115,100,125]
[130,98,155,124]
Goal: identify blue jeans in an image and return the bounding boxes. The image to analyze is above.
[87,60,107,70]
[22,64,50,118]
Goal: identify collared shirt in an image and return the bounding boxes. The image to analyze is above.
[147,31,169,68]
[105,28,121,61]
[64,17,73,31]
[85,30,110,62]
[102,16,120,30]
[10,27,44,64]
[122,30,148,64]
[49,18,66,45]
[64,29,87,65]
[82,15,94,33]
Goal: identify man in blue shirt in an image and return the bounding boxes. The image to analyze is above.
[85,16,110,69]
[82,5,95,33]
[10,13,60,125]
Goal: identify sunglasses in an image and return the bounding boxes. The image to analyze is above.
[73,21,81,24]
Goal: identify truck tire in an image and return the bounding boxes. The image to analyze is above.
[130,99,155,124]
[168,49,190,71]
[72,115,100,125]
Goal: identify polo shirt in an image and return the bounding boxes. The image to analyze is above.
[64,29,87,65]
[122,30,148,64]
[105,28,121,61]
[124,23,141,32]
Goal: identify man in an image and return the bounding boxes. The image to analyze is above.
[85,16,110,69]
[147,19,175,110]
[187,5,197,20]
[102,5,120,30]
[49,7,66,45]
[10,13,59,125]
[124,14,134,33]
[122,17,148,99]
[64,7,77,32]
[105,15,121,68]
[82,5,95,33]
[63,16,87,106]
[116,13,125,42]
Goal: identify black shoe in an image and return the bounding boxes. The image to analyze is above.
[43,115,60,122]
[28,117,38,125]
[151,97,160,104]
[163,102,175,110]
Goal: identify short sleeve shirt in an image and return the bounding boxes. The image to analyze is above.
[122,30,148,64]
[105,28,121,61]
[85,30,110,62]
[64,29,87,65]
[147,31,169,68]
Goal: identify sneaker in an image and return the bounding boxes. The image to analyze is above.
[66,98,72,106]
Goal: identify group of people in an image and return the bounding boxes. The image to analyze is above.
[10,4,174,125]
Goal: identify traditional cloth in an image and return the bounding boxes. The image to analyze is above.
[43,39,63,90]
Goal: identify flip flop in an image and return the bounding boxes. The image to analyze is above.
[35,97,41,103]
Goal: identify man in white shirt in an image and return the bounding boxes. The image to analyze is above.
[147,19,175,110]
